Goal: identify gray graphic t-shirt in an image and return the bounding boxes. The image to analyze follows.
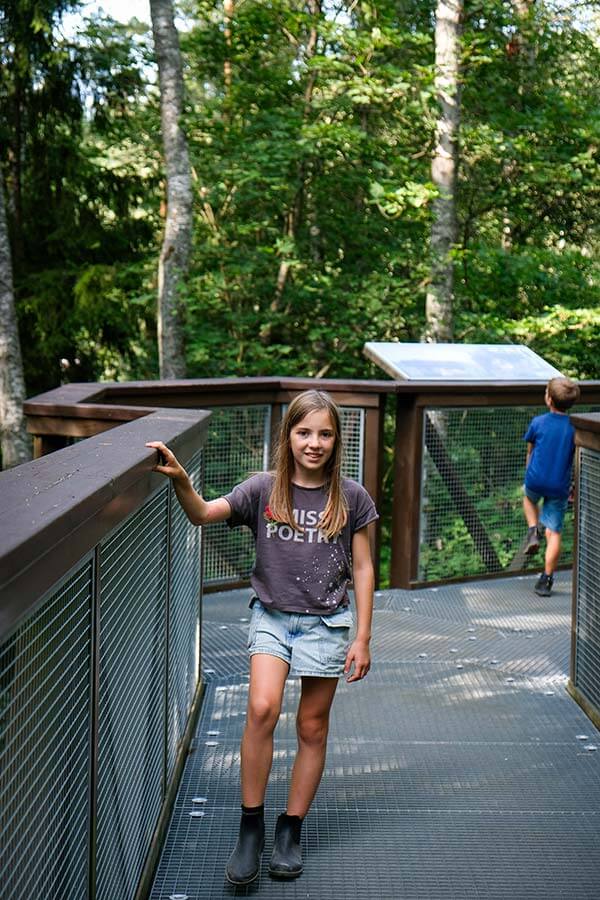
[224,473,378,615]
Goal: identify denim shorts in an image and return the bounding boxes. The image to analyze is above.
[524,487,568,533]
[247,599,354,678]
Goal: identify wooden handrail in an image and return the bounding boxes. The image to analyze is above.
[0,408,210,637]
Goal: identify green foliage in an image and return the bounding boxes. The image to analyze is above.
[455,0,600,381]
[1,0,598,584]
[175,0,600,381]
[1,3,160,392]
[456,244,600,377]
[3,0,598,392]
[177,0,438,377]
[17,259,158,387]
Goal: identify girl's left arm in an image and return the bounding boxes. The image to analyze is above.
[344,526,374,683]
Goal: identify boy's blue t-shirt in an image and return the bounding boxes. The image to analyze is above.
[523,411,575,499]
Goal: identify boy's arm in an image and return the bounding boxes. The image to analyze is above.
[146,440,231,526]
[525,441,533,467]
[345,525,374,683]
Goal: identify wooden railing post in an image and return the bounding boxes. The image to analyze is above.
[390,396,423,588]
[363,396,386,587]
[33,434,70,458]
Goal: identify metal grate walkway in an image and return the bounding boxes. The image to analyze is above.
[150,573,600,899]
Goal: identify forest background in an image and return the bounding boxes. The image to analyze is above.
[2,0,599,401]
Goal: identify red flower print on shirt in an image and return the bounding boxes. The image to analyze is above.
[263,504,277,523]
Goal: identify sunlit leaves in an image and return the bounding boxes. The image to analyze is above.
[2,0,599,391]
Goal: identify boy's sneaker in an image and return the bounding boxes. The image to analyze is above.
[525,525,540,555]
[534,572,553,597]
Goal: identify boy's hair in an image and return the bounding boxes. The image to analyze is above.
[547,376,580,412]
[269,389,348,539]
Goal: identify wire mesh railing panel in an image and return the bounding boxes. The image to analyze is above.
[167,450,203,781]
[574,447,600,711]
[418,405,600,582]
[96,489,169,900]
[203,406,270,584]
[0,563,93,900]
[340,407,365,483]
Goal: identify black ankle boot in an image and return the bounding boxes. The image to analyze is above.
[268,813,303,878]
[225,807,265,885]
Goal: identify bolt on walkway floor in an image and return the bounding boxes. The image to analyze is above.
[150,572,600,900]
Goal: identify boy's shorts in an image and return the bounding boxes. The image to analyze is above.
[524,487,568,533]
[247,598,354,678]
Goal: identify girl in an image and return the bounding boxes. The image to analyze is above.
[146,389,377,885]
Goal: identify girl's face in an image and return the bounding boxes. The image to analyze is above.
[289,408,336,483]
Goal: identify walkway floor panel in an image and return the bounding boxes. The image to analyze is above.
[150,572,600,899]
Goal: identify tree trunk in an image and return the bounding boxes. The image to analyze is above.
[224,0,234,98]
[0,170,31,468]
[9,77,25,265]
[512,0,536,68]
[150,0,193,379]
[424,0,462,343]
[502,3,534,247]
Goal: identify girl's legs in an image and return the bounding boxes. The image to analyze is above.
[241,653,289,806]
[269,676,338,879]
[287,676,339,817]
[226,653,288,885]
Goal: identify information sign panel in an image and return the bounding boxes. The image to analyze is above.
[363,342,563,381]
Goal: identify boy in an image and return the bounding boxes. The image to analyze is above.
[522,376,580,596]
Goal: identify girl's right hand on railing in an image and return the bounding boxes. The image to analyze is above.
[146,441,188,482]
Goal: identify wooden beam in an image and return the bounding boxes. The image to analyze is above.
[363,401,386,587]
[32,434,70,458]
[390,397,422,587]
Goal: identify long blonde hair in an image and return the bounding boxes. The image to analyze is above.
[269,390,348,539]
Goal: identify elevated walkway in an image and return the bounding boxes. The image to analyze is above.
[150,572,600,899]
